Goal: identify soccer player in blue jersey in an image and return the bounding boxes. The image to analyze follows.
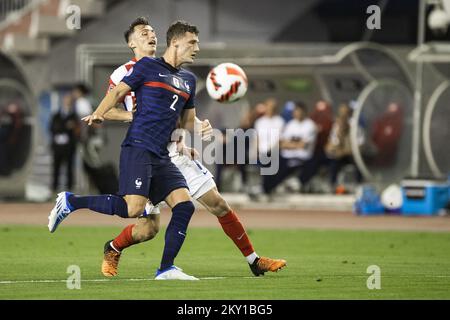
[48,20,207,280]
[98,18,286,278]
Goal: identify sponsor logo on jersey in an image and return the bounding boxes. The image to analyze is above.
[172,77,180,88]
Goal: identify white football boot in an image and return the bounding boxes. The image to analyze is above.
[155,266,199,280]
[48,191,74,233]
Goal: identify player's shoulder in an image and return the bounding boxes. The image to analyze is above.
[110,59,136,83]
[113,59,136,72]
[179,68,197,82]
[136,56,158,66]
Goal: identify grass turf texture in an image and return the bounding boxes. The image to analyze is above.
[0,225,449,299]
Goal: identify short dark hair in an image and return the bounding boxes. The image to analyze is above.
[294,101,307,112]
[73,83,90,95]
[124,17,150,43]
[166,20,199,47]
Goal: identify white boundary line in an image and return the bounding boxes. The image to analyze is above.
[2,275,450,285]
[0,276,260,285]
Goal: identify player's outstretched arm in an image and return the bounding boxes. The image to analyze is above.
[88,82,131,125]
[104,107,133,122]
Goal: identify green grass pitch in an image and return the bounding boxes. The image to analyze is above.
[0,225,449,299]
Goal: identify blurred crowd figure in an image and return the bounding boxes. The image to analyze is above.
[214,100,266,192]
[49,83,119,194]
[49,93,81,192]
[49,83,94,192]
[215,97,365,196]
[369,102,403,167]
[72,84,93,118]
[0,102,24,176]
[324,103,362,191]
[262,101,316,195]
[254,98,285,160]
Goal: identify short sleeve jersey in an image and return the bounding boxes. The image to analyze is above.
[120,57,196,158]
[107,58,137,111]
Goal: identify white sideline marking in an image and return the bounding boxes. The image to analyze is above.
[0,276,256,285]
[1,275,449,285]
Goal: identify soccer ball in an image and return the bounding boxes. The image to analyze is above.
[206,62,248,103]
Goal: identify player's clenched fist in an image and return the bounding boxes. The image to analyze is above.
[81,113,105,126]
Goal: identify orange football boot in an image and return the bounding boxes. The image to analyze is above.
[101,240,121,277]
[249,256,287,276]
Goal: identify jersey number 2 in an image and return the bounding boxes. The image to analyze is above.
[169,94,178,111]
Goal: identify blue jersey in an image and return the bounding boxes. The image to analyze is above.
[121,57,196,158]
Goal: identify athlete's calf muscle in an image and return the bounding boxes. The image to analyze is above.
[133,215,160,242]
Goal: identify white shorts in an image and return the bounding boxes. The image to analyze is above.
[171,154,216,200]
[142,155,215,216]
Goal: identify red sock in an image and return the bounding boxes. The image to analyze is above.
[218,210,254,257]
[112,224,136,252]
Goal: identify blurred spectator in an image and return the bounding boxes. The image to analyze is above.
[215,101,265,192]
[49,94,80,192]
[240,101,267,130]
[280,100,295,123]
[299,100,334,192]
[370,102,403,167]
[0,103,24,176]
[325,103,362,192]
[72,83,93,118]
[72,83,93,146]
[263,101,316,195]
[254,98,284,158]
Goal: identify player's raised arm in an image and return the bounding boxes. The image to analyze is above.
[82,82,132,125]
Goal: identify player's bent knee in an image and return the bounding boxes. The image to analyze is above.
[165,188,191,208]
[127,202,146,218]
[185,200,196,214]
[123,195,147,218]
[175,200,195,216]
[209,196,230,217]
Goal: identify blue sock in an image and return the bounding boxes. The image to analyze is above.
[159,201,195,271]
[67,194,129,218]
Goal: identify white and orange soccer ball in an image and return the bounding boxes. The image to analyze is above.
[206,62,248,103]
